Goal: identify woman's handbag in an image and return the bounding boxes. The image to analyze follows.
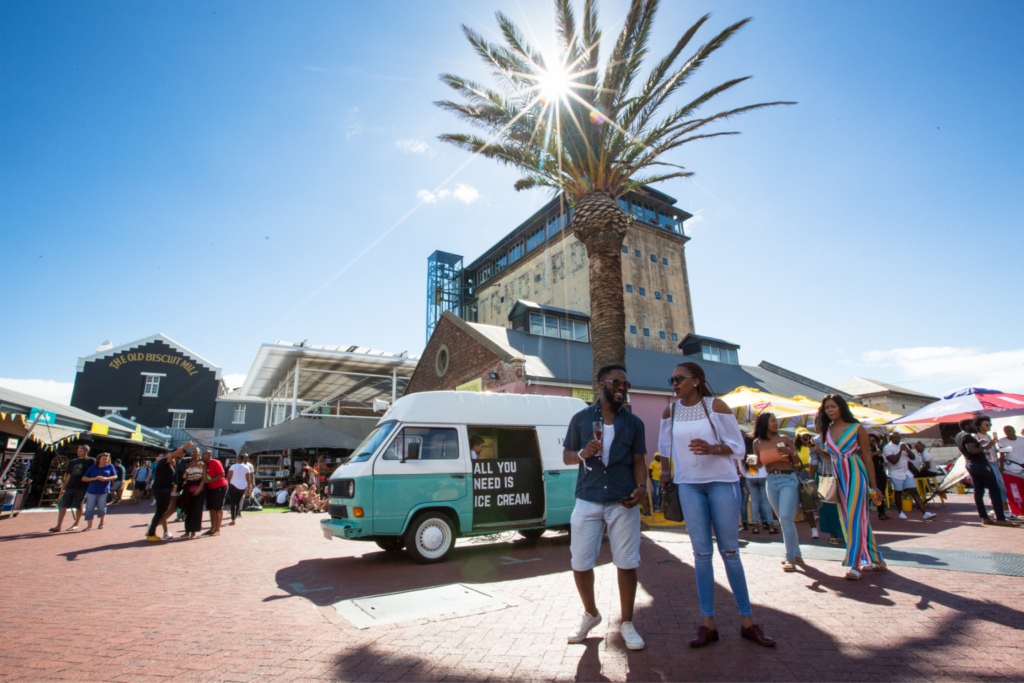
[817,475,840,504]
[663,481,684,522]
[797,476,819,512]
[661,402,684,522]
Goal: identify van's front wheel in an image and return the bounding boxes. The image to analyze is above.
[405,512,454,564]
[518,528,545,540]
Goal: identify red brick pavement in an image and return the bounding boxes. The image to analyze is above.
[1,495,1023,682]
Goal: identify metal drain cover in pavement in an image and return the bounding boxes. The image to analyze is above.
[333,584,506,629]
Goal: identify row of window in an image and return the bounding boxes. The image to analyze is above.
[624,284,674,302]
[702,344,739,365]
[621,245,671,267]
[476,209,574,284]
[529,313,589,342]
[616,198,684,234]
[629,326,678,342]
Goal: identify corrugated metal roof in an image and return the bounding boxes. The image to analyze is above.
[835,376,937,400]
[463,321,847,400]
[76,333,222,379]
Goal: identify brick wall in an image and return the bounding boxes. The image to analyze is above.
[405,315,525,395]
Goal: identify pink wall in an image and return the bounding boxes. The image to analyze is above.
[498,383,671,465]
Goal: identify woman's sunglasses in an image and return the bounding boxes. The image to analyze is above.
[669,374,696,385]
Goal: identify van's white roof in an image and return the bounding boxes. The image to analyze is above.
[382,391,587,427]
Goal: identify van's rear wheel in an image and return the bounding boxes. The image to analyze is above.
[405,512,454,564]
[518,528,545,540]
[375,538,405,552]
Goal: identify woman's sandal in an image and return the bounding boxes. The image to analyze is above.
[768,527,780,535]
[845,569,862,580]
[752,526,760,535]
[861,562,888,572]
[878,514,890,520]
[782,561,797,572]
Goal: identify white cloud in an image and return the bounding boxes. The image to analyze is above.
[417,184,478,205]
[855,346,1024,396]
[452,184,480,204]
[223,374,247,391]
[683,209,704,236]
[0,378,73,405]
[345,123,363,139]
[395,139,432,155]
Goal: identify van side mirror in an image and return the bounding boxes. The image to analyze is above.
[404,442,420,462]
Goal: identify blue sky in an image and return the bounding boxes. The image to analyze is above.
[2,0,1023,404]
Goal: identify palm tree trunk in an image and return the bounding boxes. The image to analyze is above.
[572,191,629,395]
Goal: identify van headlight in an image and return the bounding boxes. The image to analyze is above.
[331,479,355,498]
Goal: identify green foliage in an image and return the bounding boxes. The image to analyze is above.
[436,0,794,201]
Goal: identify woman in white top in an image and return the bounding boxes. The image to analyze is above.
[658,362,776,649]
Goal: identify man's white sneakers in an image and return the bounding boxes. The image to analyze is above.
[898,511,908,519]
[567,611,602,644]
[620,621,645,650]
[923,511,937,520]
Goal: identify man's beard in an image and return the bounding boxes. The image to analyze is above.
[603,387,624,409]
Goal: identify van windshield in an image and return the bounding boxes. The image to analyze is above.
[348,421,397,463]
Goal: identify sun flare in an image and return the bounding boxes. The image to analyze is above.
[537,65,572,103]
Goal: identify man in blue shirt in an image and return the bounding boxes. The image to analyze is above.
[561,364,647,650]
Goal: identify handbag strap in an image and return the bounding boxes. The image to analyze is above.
[669,402,675,483]
[698,396,722,444]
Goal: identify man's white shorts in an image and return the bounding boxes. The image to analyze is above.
[891,475,917,492]
[570,498,641,572]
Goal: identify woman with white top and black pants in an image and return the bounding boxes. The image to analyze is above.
[659,362,776,648]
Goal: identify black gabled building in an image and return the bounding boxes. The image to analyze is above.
[70,334,224,431]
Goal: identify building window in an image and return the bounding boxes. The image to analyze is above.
[617,198,629,213]
[529,312,589,341]
[626,284,633,293]
[547,213,565,238]
[143,376,160,397]
[535,274,541,282]
[634,249,641,258]
[659,211,679,233]
[630,325,637,334]
[170,412,187,429]
[654,291,661,300]
[701,344,738,365]
[658,331,665,340]
[622,245,628,253]
[650,254,657,262]
[494,254,507,273]
[509,240,525,264]
[479,263,492,282]
[667,294,674,303]
[526,227,545,252]
[643,328,650,337]
[644,205,657,224]
[631,203,645,221]
[639,288,646,296]
[662,257,668,265]
[672,333,678,341]
[232,404,246,424]
[101,409,123,417]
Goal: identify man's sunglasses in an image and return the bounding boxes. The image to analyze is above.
[602,379,631,390]
[669,374,695,385]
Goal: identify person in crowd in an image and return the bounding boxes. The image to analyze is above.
[227,455,252,525]
[975,417,1011,519]
[173,454,189,522]
[146,461,158,506]
[793,429,820,538]
[660,362,776,648]
[180,450,206,538]
[469,435,486,460]
[276,486,291,507]
[648,454,664,513]
[110,458,126,505]
[868,434,890,520]
[80,453,118,531]
[304,464,320,496]
[562,365,648,651]
[290,484,308,511]
[808,434,845,545]
[132,461,149,503]
[753,413,804,572]
[145,442,192,541]
[201,450,228,536]
[50,445,96,533]
[816,395,885,580]
[999,426,1024,476]
[743,435,777,536]
[913,442,941,477]
[956,417,1017,526]
[883,434,936,521]
[304,485,328,513]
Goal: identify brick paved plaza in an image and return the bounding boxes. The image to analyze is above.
[1,495,1023,682]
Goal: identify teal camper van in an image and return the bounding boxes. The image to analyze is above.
[321,391,587,563]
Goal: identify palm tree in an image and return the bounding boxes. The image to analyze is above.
[436,0,793,389]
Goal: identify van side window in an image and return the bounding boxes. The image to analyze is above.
[382,427,459,460]
[467,426,541,461]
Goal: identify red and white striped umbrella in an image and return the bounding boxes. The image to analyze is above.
[890,387,1024,425]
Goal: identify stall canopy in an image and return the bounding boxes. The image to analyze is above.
[202,416,378,456]
[0,384,168,448]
